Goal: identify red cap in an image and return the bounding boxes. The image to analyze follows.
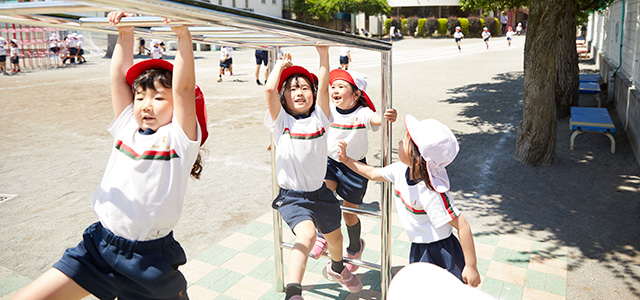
[329,69,375,112]
[277,65,318,93]
[126,59,208,146]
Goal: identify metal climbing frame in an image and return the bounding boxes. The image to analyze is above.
[0,0,393,297]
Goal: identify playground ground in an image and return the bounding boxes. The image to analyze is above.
[0,35,639,299]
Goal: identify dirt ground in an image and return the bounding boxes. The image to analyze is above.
[0,38,639,299]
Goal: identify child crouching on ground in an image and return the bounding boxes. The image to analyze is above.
[336,115,481,287]
[264,47,362,300]
[12,11,208,300]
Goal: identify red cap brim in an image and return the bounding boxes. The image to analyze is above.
[329,69,376,112]
[127,59,208,146]
[277,65,318,93]
[126,59,174,86]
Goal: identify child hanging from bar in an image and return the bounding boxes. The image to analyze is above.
[264,47,363,299]
[12,11,208,300]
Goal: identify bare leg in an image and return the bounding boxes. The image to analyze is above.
[323,227,344,263]
[287,220,316,284]
[13,268,90,300]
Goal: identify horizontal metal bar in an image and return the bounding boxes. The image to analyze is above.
[341,206,382,219]
[82,0,392,51]
[78,16,196,27]
[0,1,103,14]
[280,242,382,271]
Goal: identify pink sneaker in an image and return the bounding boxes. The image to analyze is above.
[345,239,365,272]
[309,236,327,259]
[322,262,363,293]
[289,296,304,300]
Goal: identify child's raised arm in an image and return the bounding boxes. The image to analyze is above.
[315,46,330,119]
[264,53,292,121]
[169,25,197,143]
[449,215,481,287]
[337,141,385,181]
[108,11,135,118]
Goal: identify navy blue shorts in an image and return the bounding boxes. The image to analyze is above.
[455,38,461,43]
[11,56,18,64]
[255,50,268,66]
[0,55,5,63]
[272,183,342,234]
[53,222,189,300]
[325,157,368,205]
[410,234,466,282]
[220,58,232,68]
[69,47,78,55]
[339,55,349,65]
[484,38,489,42]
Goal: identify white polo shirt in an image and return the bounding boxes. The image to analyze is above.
[92,104,201,241]
[327,103,378,161]
[380,162,460,243]
[265,104,331,192]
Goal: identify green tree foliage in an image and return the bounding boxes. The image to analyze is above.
[293,0,390,21]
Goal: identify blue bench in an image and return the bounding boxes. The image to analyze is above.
[578,81,602,107]
[579,74,600,82]
[570,107,615,153]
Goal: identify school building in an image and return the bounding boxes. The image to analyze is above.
[587,0,640,165]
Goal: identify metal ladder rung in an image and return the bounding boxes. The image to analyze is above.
[279,242,382,271]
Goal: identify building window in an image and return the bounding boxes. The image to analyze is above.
[272,0,276,4]
[245,0,248,8]
[232,0,236,7]
[261,0,266,3]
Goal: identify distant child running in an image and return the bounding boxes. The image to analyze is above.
[264,47,363,299]
[481,27,491,49]
[453,26,464,52]
[12,11,209,300]
[150,39,165,60]
[338,46,351,70]
[310,68,397,273]
[9,39,20,73]
[217,45,233,82]
[336,115,481,287]
[506,26,514,46]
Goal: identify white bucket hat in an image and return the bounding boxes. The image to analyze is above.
[483,27,489,31]
[404,115,459,193]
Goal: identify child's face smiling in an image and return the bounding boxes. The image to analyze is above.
[133,82,174,131]
[284,77,314,115]
[331,79,359,110]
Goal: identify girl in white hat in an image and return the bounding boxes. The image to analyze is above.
[337,115,481,287]
[453,26,464,52]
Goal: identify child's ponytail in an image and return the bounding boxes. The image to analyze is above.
[190,152,203,179]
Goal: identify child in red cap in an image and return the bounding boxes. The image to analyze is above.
[13,11,208,300]
[337,115,481,288]
[310,68,397,273]
[264,48,362,299]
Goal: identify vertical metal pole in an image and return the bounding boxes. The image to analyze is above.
[269,46,285,293]
[380,49,393,299]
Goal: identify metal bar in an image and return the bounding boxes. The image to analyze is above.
[78,16,195,27]
[279,242,382,271]
[81,0,392,51]
[380,49,393,300]
[0,1,103,14]
[340,205,382,219]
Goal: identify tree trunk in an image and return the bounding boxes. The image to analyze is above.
[555,0,580,117]
[515,0,563,166]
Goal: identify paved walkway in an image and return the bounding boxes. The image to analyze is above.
[1,35,638,300]
[1,209,568,300]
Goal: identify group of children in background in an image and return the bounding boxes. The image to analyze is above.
[0,36,22,74]
[11,10,482,300]
[453,22,524,52]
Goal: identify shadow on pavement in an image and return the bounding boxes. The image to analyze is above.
[441,72,640,297]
